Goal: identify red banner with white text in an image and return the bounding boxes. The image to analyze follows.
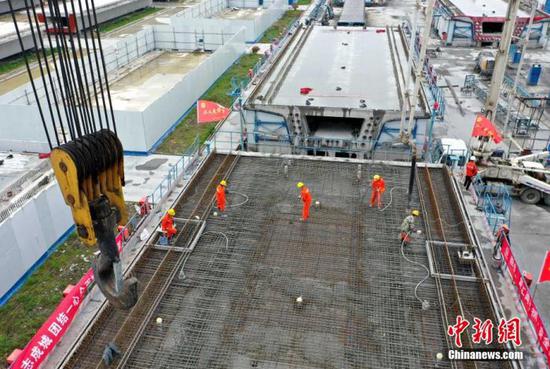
[10,269,94,369]
[501,237,550,362]
[10,234,124,368]
[196,100,230,124]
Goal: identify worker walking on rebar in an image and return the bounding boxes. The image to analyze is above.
[400,210,420,246]
[216,180,227,212]
[297,182,312,221]
[464,156,478,190]
[161,208,177,242]
[370,174,386,208]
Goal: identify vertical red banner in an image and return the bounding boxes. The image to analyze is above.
[501,238,550,362]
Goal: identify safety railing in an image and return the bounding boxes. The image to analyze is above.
[207,129,415,161]
[472,176,512,234]
[115,135,203,250]
[229,13,302,103]
[0,170,56,225]
[401,24,446,117]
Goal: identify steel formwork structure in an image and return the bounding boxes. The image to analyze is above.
[59,153,519,369]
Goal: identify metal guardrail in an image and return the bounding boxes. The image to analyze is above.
[115,135,203,250]
[0,169,56,224]
[402,23,446,117]
[208,129,414,161]
[472,175,512,234]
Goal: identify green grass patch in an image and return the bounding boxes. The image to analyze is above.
[155,53,262,155]
[98,7,161,33]
[0,233,95,361]
[0,49,52,76]
[296,0,312,5]
[0,203,136,361]
[259,10,302,43]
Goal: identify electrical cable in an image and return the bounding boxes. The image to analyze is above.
[226,191,249,208]
[378,186,407,212]
[400,232,433,310]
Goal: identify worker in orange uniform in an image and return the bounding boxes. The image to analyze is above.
[297,182,312,221]
[161,208,177,242]
[464,156,478,190]
[216,180,227,212]
[370,174,386,208]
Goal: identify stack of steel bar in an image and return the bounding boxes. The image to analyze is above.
[56,154,514,369]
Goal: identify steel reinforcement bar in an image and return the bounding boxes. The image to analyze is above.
[96,153,240,369]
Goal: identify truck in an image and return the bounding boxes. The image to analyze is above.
[432,137,469,167]
[478,151,550,205]
[474,51,496,77]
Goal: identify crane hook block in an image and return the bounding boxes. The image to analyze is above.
[50,130,128,246]
[51,130,137,309]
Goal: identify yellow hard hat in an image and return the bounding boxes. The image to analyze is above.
[373,175,381,180]
[297,182,304,188]
[168,208,176,216]
[220,180,227,186]
[412,210,420,216]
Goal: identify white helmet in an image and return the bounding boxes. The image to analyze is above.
[470,156,476,161]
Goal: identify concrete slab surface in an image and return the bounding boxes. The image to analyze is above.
[270,26,401,110]
[123,154,183,202]
[106,51,209,111]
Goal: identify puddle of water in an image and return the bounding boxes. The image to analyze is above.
[135,158,168,171]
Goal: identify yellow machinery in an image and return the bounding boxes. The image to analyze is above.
[51,130,138,309]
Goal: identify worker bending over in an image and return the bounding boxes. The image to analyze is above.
[370,174,386,208]
[216,180,227,212]
[464,156,478,190]
[400,210,420,245]
[161,208,177,242]
[297,182,312,221]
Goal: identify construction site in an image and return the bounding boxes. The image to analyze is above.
[1,0,550,368]
[47,153,517,369]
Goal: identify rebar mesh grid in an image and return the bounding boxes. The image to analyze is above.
[62,248,175,369]
[62,154,228,369]
[120,157,452,369]
[63,156,512,369]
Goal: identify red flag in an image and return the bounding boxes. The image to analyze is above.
[197,100,230,124]
[538,251,550,283]
[471,114,502,143]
